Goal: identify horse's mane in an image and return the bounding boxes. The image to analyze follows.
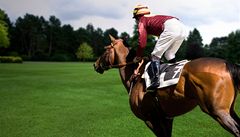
[121,38,136,63]
[126,47,136,63]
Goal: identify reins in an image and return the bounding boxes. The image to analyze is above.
[108,61,135,69]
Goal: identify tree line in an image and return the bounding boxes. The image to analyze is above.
[0,9,239,63]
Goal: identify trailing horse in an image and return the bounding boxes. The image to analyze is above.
[93,35,240,137]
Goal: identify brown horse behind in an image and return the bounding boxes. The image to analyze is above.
[94,35,240,137]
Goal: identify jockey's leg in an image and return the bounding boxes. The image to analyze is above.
[152,18,186,62]
[147,56,160,90]
[168,58,176,63]
[164,38,184,63]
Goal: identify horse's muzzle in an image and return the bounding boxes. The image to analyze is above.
[93,63,104,74]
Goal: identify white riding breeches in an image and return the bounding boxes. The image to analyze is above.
[151,18,187,61]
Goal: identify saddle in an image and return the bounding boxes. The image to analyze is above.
[142,60,189,89]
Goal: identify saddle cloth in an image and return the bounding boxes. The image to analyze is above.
[142,60,189,89]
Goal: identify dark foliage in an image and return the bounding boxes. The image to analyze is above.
[0,8,239,62]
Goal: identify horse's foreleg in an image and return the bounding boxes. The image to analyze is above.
[145,116,173,137]
[141,93,173,137]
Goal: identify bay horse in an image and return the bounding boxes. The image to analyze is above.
[93,35,240,137]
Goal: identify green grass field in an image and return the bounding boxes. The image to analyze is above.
[0,62,238,137]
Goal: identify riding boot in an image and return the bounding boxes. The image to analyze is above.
[168,58,176,63]
[147,57,160,90]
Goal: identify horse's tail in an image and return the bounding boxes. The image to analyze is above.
[226,61,240,92]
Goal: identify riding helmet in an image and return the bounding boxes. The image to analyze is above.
[133,4,151,18]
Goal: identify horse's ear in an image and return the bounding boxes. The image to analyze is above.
[109,34,116,42]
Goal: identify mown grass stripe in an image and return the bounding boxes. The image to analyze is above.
[0,62,238,137]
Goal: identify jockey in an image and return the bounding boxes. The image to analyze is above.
[133,4,187,90]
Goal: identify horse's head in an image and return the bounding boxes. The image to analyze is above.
[94,35,131,74]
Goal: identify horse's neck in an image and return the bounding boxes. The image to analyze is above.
[115,50,134,93]
[118,60,147,95]
[119,65,134,93]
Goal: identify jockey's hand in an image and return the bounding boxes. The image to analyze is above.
[133,57,144,76]
[133,56,142,63]
[134,69,139,75]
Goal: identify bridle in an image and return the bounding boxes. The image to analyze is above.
[100,40,135,70]
[95,37,146,94]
